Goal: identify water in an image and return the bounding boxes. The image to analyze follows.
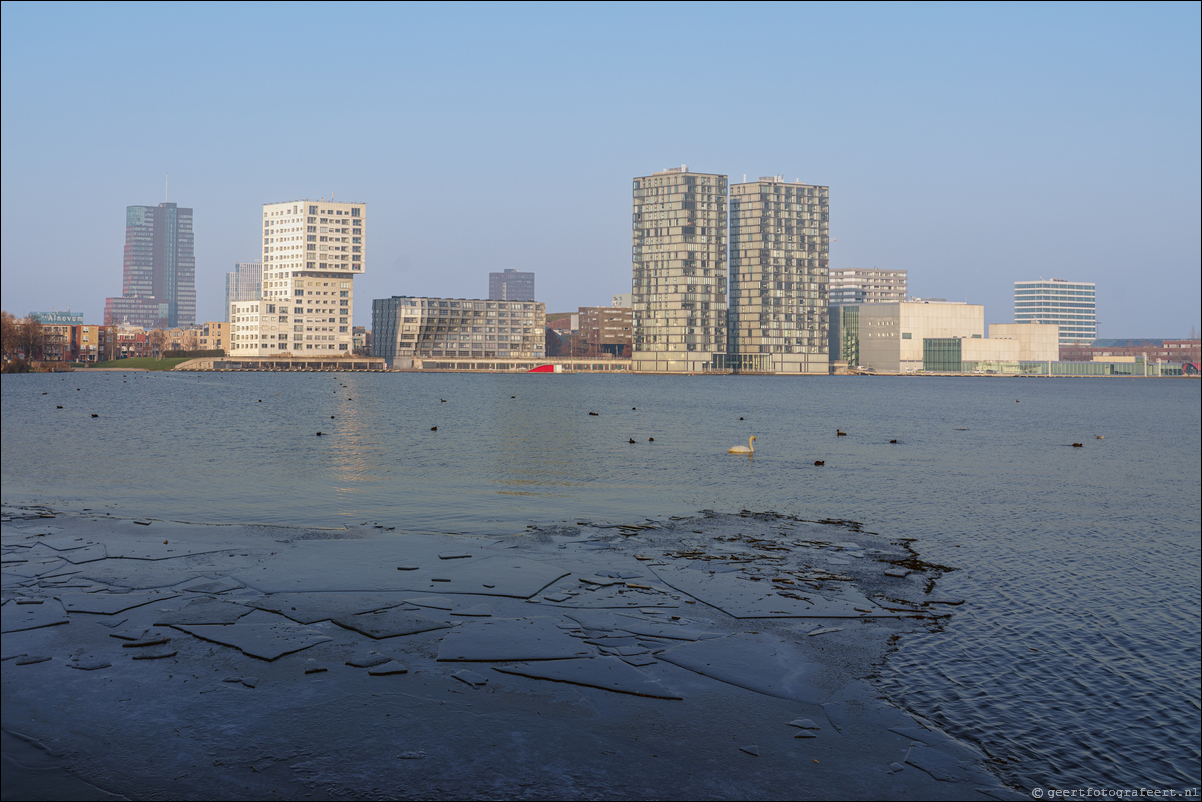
[3,370,1199,791]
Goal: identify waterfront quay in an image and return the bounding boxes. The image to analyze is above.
[172,356,629,373]
[175,356,387,372]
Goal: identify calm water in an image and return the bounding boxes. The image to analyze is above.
[3,370,1200,791]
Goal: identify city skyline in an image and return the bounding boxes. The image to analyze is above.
[1,3,1198,336]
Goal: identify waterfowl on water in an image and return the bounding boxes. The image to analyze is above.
[814,460,825,466]
[729,436,756,455]
[837,430,847,436]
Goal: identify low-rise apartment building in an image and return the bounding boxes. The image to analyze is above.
[198,321,229,353]
[578,305,632,357]
[372,296,546,369]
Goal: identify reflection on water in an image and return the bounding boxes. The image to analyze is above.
[2,371,1199,790]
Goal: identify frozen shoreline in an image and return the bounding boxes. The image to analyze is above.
[1,505,1017,800]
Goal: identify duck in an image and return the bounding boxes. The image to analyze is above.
[629,438,636,444]
[729,436,756,455]
[836,430,847,436]
[814,460,825,466]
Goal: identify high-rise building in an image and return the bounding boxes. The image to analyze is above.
[229,200,365,355]
[104,202,195,329]
[489,269,535,301]
[224,262,263,321]
[631,165,728,372]
[727,176,829,373]
[1013,279,1096,344]
[372,296,545,368]
[829,268,906,305]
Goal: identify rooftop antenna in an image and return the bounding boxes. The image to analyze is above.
[165,172,169,202]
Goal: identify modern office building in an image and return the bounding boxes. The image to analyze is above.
[829,268,906,305]
[224,262,263,321]
[230,200,365,355]
[104,202,196,329]
[726,176,829,373]
[372,296,546,368]
[489,269,535,301]
[1013,279,1096,344]
[631,165,728,372]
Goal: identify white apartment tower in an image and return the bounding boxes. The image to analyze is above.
[230,200,365,355]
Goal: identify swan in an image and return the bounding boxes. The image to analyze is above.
[729,436,756,454]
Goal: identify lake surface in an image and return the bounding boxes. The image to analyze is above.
[3,370,1199,792]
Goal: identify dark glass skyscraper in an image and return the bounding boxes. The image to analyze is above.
[104,202,195,329]
[489,269,535,301]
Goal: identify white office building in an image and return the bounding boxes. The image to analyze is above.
[1013,279,1096,344]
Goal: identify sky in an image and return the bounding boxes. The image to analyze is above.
[1,1,1198,337]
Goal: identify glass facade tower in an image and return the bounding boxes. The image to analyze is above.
[225,261,263,321]
[104,202,195,329]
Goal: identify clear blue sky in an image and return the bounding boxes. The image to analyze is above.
[2,1,1198,336]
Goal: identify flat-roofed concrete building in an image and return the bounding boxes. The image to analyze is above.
[923,323,1061,372]
[833,301,1059,373]
[232,200,364,355]
[1014,279,1096,344]
[844,301,984,372]
[631,166,728,372]
[727,176,830,373]
[373,296,546,369]
[225,261,262,321]
[578,305,632,357]
[830,268,906,305]
[489,269,535,301]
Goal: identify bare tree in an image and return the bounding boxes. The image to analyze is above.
[148,329,168,358]
[20,317,45,361]
[0,311,18,361]
[180,329,199,351]
[101,325,119,361]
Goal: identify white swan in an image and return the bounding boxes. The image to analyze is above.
[729,435,756,454]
